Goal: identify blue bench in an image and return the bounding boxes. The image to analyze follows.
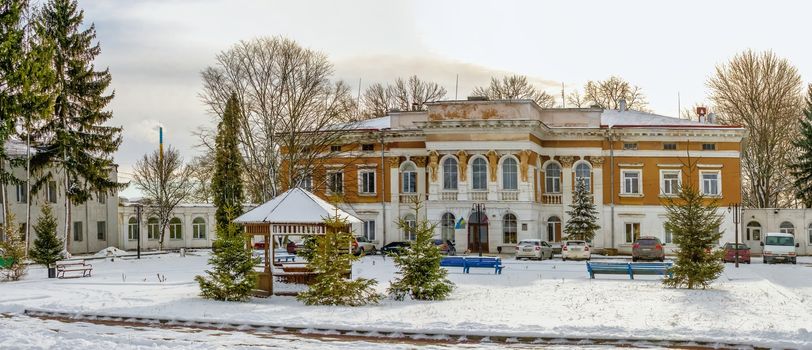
[440,256,504,274]
[586,261,672,279]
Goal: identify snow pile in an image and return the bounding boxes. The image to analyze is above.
[93,247,128,258]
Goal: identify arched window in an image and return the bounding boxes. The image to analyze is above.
[441,213,455,242]
[547,216,561,242]
[575,163,591,192]
[443,158,458,190]
[401,162,417,193]
[502,158,518,190]
[128,217,138,240]
[403,214,416,241]
[545,163,561,193]
[503,213,517,244]
[779,221,795,235]
[746,221,761,241]
[169,217,183,240]
[193,217,206,239]
[147,217,159,240]
[472,158,488,191]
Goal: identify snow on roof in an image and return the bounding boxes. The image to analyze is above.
[234,187,361,224]
[3,139,36,157]
[600,110,721,128]
[333,116,390,131]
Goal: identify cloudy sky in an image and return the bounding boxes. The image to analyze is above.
[78,0,812,197]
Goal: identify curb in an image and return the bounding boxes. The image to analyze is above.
[23,309,771,350]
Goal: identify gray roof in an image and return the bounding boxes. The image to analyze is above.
[234,187,361,225]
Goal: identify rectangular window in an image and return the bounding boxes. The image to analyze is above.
[625,222,640,243]
[359,170,376,194]
[73,221,83,242]
[621,170,641,195]
[327,171,343,194]
[330,145,342,152]
[97,221,106,240]
[664,225,672,244]
[623,143,638,150]
[47,181,57,203]
[701,171,721,196]
[299,173,313,191]
[702,143,716,151]
[663,143,677,150]
[361,144,374,151]
[148,222,160,240]
[16,184,27,203]
[98,192,106,204]
[660,170,681,196]
[402,171,416,193]
[363,220,376,241]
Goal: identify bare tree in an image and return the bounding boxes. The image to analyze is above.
[132,146,195,249]
[709,50,802,208]
[188,153,214,203]
[199,36,358,202]
[361,76,447,118]
[577,76,649,111]
[472,75,557,108]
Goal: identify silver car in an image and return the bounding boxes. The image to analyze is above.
[515,239,554,260]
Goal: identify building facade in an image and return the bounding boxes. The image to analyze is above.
[298,99,746,254]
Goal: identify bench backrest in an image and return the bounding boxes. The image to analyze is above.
[440,257,466,266]
[57,261,86,267]
[587,262,628,269]
[465,257,501,267]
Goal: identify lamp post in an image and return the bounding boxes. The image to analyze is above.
[135,203,142,259]
[728,203,740,268]
[472,203,485,257]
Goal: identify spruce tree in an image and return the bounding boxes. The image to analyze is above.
[663,162,724,289]
[564,178,600,241]
[30,204,63,271]
[791,84,812,207]
[195,210,258,301]
[211,93,244,234]
[297,214,382,306]
[1,213,28,281]
[388,204,454,301]
[32,0,122,252]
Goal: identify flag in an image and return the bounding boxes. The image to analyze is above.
[455,217,465,229]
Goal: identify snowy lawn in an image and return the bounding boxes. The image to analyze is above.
[1,251,811,349]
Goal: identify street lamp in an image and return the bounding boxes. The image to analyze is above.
[472,203,485,257]
[135,203,142,259]
[727,203,740,268]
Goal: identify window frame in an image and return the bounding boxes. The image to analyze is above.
[663,143,677,150]
[401,163,417,193]
[702,143,716,151]
[545,163,562,194]
[128,217,138,241]
[625,222,641,243]
[403,214,416,241]
[327,170,344,195]
[501,158,518,190]
[363,220,376,241]
[663,224,672,244]
[361,144,374,152]
[169,217,183,240]
[471,157,488,191]
[97,221,106,240]
[574,162,591,192]
[660,169,681,196]
[699,170,721,196]
[330,145,342,152]
[503,214,518,244]
[47,181,58,203]
[193,217,207,239]
[779,221,795,235]
[623,142,638,150]
[73,221,83,242]
[440,213,455,241]
[442,157,458,190]
[621,169,642,195]
[16,184,27,203]
[147,218,160,240]
[358,169,376,195]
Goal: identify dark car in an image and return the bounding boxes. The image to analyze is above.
[381,241,410,255]
[433,239,456,255]
[722,243,751,264]
[632,236,665,262]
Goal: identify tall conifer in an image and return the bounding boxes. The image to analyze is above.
[564,178,600,241]
[31,0,122,251]
[791,84,812,207]
[211,93,244,233]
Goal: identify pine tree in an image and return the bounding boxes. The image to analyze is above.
[791,84,812,207]
[195,210,258,301]
[388,204,454,301]
[211,93,244,234]
[31,0,122,252]
[30,204,63,270]
[564,178,600,241]
[1,213,28,281]
[297,214,382,306]
[663,161,724,289]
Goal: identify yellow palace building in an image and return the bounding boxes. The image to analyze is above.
[300,98,745,255]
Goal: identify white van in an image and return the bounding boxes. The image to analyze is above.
[760,232,799,264]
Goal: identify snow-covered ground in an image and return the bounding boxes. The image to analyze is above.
[1,251,811,349]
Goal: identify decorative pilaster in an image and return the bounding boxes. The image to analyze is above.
[518,150,532,182]
[590,156,604,168]
[456,150,469,181]
[486,150,499,182]
[428,150,439,182]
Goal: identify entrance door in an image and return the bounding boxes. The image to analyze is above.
[746,221,762,254]
[468,213,489,253]
[546,216,562,242]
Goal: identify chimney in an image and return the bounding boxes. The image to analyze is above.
[411,102,419,111]
[706,113,717,124]
[618,98,627,112]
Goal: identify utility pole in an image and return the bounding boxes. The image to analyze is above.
[136,204,142,259]
[728,203,741,268]
[25,116,31,256]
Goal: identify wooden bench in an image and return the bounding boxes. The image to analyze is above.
[440,256,504,274]
[56,260,93,279]
[586,261,672,279]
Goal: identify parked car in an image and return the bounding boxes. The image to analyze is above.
[433,239,456,255]
[515,239,553,260]
[381,241,410,255]
[722,242,751,264]
[561,240,591,261]
[761,232,799,264]
[632,236,665,262]
[352,236,377,255]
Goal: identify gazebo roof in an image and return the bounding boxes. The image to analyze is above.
[234,187,361,225]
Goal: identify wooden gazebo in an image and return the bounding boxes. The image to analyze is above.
[233,187,361,296]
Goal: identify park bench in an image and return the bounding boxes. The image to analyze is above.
[56,260,93,279]
[440,256,504,274]
[586,261,672,280]
[274,254,296,263]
